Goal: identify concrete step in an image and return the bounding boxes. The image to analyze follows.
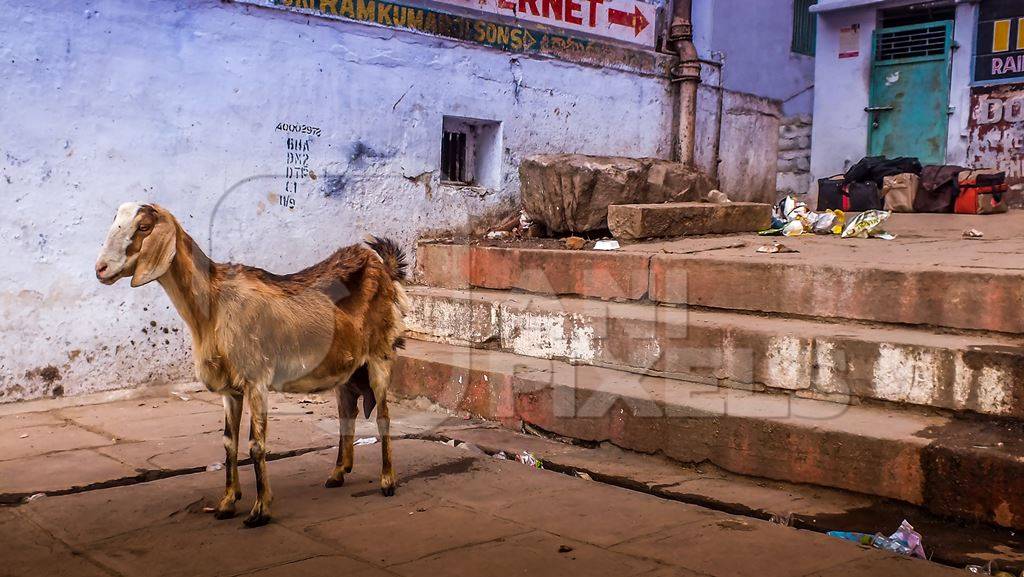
[415,241,1024,333]
[406,286,1024,418]
[437,426,1024,571]
[393,339,1024,530]
[607,201,771,240]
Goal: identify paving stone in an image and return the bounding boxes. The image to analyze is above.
[88,514,332,577]
[0,410,65,432]
[391,530,659,577]
[60,397,221,441]
[414,457,573,513]
[805,553,963,576]
[22,467,224,545]
[305,504,528,566]
[0,509,110,577]
[612,516,872,577]
[97,431,228,472]
[0,449,138,495]
[236,556,394,577]
[0,423,114,462]
[495,480,715,547]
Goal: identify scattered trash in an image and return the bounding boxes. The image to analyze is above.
[354,437,378,446]
[516,451,543,468]
[706,189,731,203]
[563,236,586,250]
[18,433,28,439]
[493,451,509,460]
[202,506,216,513]
[828,531,874,546]
[760,196,846,237]
[171,391,191,402]
[298,396,327,405]
[768,513,793,527]
[486,230,511,240]
[827,519,925,559]
[575,471,593,481]
[841,210,896,240]
[756,242,799,254]
[558,545,574,553]
[963,228,985,239]
[965,562,1015,576]
[206,462,224,472]
[593,240,620,251]
[519,211,534,231]
[23,493,46,503]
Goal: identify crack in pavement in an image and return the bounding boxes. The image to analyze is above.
[0,444,335,506]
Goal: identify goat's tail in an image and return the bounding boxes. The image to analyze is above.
[366,236,408,282]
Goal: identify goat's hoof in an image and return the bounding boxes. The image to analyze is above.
[243,512,271,528]
[380,484,396,497]
[324,476,345,489]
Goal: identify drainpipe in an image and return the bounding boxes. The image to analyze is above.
[669,0,701,168]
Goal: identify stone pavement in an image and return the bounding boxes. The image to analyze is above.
[0,387,962,577]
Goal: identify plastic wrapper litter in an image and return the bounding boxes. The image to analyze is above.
[840,210,895,239]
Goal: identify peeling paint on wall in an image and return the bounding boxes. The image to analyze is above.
[969,84,1024,188]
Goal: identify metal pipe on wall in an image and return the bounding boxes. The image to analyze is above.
[669,0,701,167]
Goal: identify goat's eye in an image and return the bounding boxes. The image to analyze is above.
[138,224,151,232]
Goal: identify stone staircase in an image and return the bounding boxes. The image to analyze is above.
[392,229,1024,530]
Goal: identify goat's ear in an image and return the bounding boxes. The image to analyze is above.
[131,216,177,287]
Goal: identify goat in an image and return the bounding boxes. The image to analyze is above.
[95,202,408,527]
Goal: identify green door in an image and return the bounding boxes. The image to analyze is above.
[868,21,953,164]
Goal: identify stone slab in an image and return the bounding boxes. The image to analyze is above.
[608,202,772,240]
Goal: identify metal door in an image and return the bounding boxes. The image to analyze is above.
[867,21,953,164]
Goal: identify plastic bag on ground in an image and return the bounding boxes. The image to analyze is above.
[841,210,896,239]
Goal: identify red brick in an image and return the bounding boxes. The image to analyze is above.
[470,246,650,300]
[415,242,470,289]
[650,255,1024,333]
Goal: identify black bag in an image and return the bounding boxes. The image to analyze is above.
[817,175,848,211]
[845,156,922,187]
[915,165,965,213]
[848,181,883,211]
[844,156,886,184]
[870,157,922,185]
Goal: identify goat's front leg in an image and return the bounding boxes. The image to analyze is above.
[369,361,396,496]
[214,390,243,519]
[325,383,358,488]
[243,383,273,527]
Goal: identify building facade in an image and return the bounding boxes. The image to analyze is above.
[810,0,1024,198]
[1,0,812,401]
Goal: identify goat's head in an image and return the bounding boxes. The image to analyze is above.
[95,203,177,287]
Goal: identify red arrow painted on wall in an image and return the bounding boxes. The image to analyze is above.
[608,6,649,37]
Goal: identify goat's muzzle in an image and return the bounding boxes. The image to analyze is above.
[95,261,117,284]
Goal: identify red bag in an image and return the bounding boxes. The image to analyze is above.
[955,170,1009,214]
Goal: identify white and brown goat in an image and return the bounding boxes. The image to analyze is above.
[95,203,408,526]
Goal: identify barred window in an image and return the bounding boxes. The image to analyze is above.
[792,0,818,56]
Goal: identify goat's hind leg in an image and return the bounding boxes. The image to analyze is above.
[214,390,243,519]
[243,383,273,527]
[325,383,358,488]
[368,360,396,497]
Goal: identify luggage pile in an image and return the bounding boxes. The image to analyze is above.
[817,156,1009,215]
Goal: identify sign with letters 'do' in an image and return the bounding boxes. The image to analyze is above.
[432,0,657,48]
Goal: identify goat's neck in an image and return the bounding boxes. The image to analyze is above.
[158,228,217,340]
